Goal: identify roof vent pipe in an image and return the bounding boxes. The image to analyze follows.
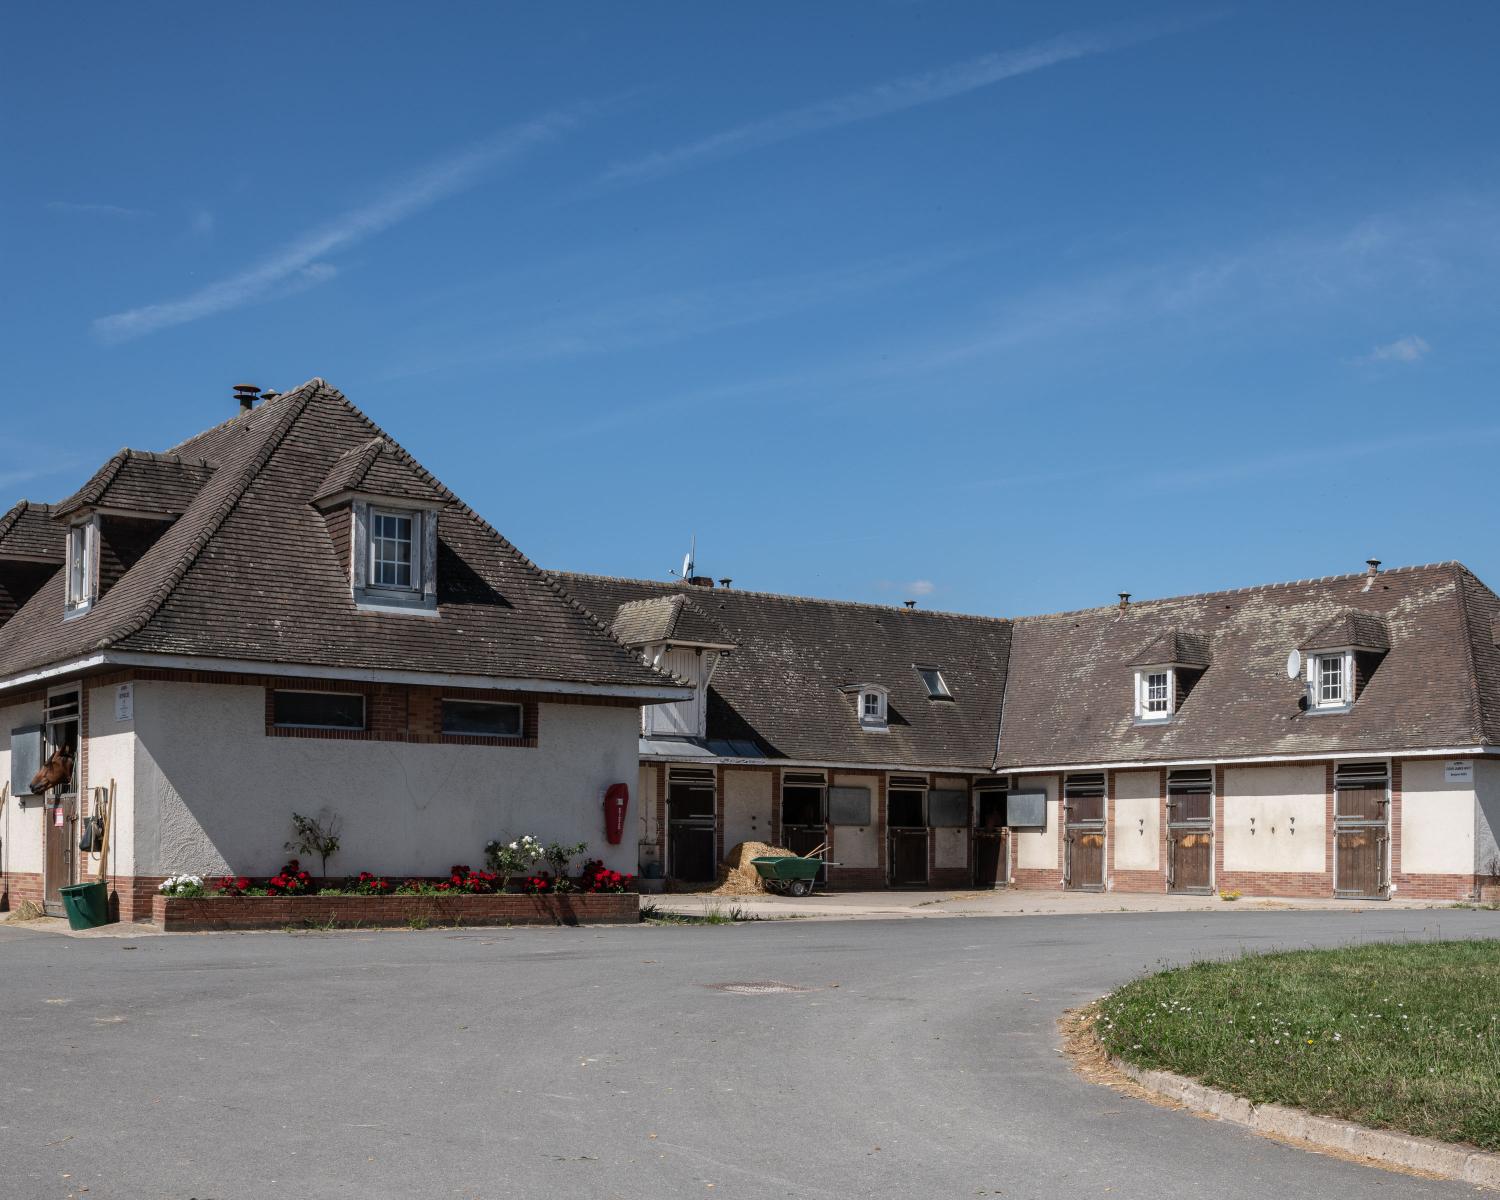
[718,578,732,589]
[1118,592,1131,609]
[260,388,280,403]
[1366,559,1381,576]
[904,600,916,609]
[233,383,260,414]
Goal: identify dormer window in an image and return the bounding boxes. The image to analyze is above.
[1133,667,1174,722]
[846,684,888,732]
[349,502,438,614]
[916,666,952,699]
[64,517,99,617]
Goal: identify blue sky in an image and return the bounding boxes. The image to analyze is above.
[4,3,1499,617]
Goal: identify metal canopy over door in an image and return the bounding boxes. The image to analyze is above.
[1334,761,1389,899]
[972,783,1008,888]
[1167,768,1213,894]
[887,776,928,886]
[667,767,716,883]
[42,690,81,915]
[1063,773,1106,891]
[780,772,828,884]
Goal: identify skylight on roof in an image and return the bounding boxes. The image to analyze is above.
[916,666,952,699]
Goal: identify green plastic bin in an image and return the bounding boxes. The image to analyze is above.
[60,881,111,930]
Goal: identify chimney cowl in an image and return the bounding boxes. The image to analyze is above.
[903,600,916,609]
[233,383,260,414]
[1118,592,1131,609]
[717,578,732,589]
[1366,558,1381,576]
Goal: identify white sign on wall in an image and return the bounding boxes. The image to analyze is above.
[1444,759,1473,784]
[115,683,133,722]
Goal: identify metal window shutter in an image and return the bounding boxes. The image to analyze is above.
[1006,791,1048,829]
[828,786,872,826]
[9,726,43,796]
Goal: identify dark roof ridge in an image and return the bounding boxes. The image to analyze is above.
[55,448,218,517]
[1448,563,1488,745]
[1012,561,1464,624]
[0,500,55,538]
[306,385,685,687]
[553,570,1014,626]
[102,379,321,649]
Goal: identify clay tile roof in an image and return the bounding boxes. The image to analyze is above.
[312,437,443,507]
[611,594,736,648]
[0,501,63,563]
[559,573,1013,769]
[54,450,215,519]
[1129,627,1212,667]
[1300,610,1391,652]
[995,563,1484,769]
[0,379,682,696]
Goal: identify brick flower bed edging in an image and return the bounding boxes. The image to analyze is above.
[152,891,638,932]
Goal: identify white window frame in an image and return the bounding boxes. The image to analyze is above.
[64,516,100,617]
[441,698,524,739]
[1133,667,1175,722]
[859,686,889,730]
[1310,651,1352,710]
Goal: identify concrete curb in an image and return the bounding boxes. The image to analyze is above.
[1111,1057,1500,1190]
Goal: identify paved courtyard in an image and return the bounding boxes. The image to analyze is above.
[0,908,1495,1199]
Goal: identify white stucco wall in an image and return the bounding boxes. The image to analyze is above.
[1,698,47,883]
[1475,758,1500,877]
[1013,774,1059,871]
[87,682,137,876]
[130,681,643,878]
[831,773,879,869]
[1401,758,1476,875]
[1112,769,1160,872]
[1223,764,1325,874]
[723,768,773,851]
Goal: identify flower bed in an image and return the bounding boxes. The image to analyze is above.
[152,890,638,932]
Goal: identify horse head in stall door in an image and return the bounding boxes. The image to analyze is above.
[30,746,74,795]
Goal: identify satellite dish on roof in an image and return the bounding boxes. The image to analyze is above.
[1285,648,1302,680]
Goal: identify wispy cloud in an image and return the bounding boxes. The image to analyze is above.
[386,242,990,377]
[601,15,1213,186]
[1358,334,1431,365]
[48,200,150,219]
[92,109,586,344]
[906,579,937,596]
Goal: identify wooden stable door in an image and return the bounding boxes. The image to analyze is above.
[1167,789,1213,894]
[972,832,1004,888]
[43,802,70,912]
[1063,789,1105,891]
[1335,783,1388,899]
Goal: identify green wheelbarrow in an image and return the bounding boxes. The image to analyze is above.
[751,850,839,897]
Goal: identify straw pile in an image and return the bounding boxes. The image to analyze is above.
[711,841,795,895]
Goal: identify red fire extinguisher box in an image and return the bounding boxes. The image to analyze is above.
[603,783,629,845]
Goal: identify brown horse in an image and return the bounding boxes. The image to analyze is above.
[30,747,73,795]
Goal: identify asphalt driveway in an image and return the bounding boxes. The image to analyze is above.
[0,909,1494,1200]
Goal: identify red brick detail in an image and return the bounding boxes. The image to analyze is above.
[1,870,44,910]
[152,891,639,931]
[264,680,542,747]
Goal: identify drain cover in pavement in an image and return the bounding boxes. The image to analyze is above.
[706,981,812,995]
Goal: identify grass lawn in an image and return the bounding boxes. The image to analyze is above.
[1096,939,1500,1151]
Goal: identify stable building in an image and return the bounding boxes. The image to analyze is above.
[0,380,687,919]
[559,561,1500,902]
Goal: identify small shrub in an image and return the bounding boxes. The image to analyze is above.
[266,860,313,897]
[437,864,500,894]
[285,811,342,877]
[406,915,430,931]
[351,872,394,896]
[159,874,206,898]
[580,859,636,893]
[522,873,555,894]
[212,875,252,897]
[1219,889,1242,902]
[485,835,543,890]
[395,879,441,896]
